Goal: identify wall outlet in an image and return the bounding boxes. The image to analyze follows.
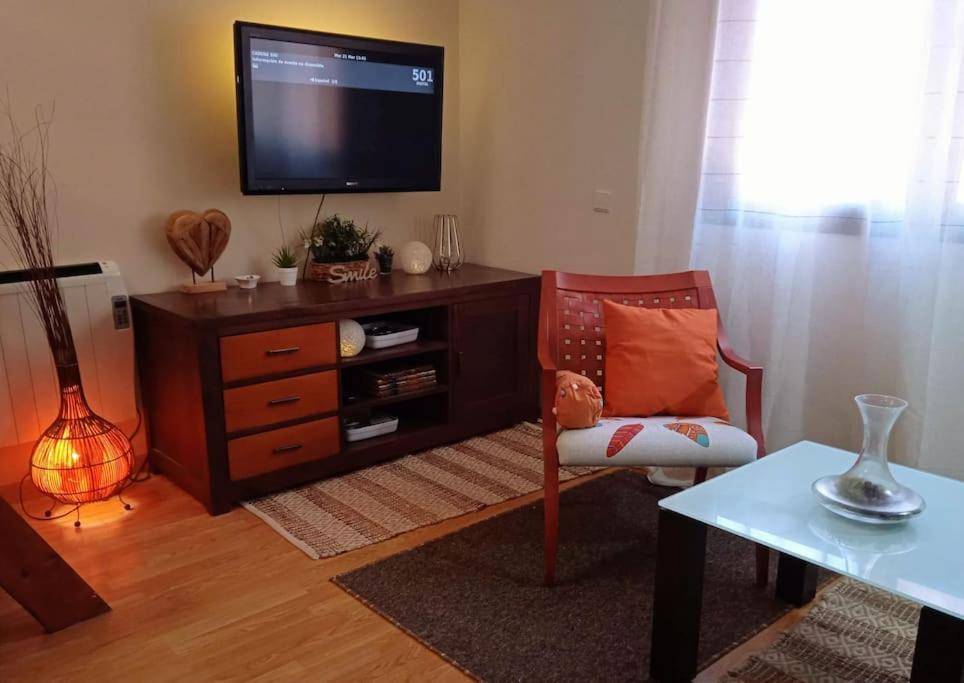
[593,190,612,213]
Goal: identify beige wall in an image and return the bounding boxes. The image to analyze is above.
[0,0,460,295]
[459,0,652,276]
[1,0,661,292]
[1,0,663,485]
[0,0,459,485]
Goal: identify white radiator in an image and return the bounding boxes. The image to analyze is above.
[0,260,136,448]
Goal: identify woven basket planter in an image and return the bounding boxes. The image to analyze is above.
[306,258,378,284]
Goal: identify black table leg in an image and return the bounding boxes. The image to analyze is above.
[650,509,707,683]
[911,606,964,682]
[775,552,817,607]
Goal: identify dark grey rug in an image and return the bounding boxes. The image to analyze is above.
[334,471,827,681]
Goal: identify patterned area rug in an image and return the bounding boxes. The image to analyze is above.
[722,579,919,683]
[243,422,593,559]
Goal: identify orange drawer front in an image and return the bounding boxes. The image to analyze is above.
[223,370,338,433]
[228,417,340,480]
[220,323,336,383]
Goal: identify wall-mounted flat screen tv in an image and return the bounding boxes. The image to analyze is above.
[234,22,444,194]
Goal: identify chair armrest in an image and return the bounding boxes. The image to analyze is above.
[718,336,759,376]
[718,322,766,458]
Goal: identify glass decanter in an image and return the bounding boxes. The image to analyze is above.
[812,394,925,524]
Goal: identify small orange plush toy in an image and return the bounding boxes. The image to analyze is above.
[553,370,603,429]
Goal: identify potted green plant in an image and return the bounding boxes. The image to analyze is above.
[375,244,395,275]
[272,245,299,286]
[300,214,380,284]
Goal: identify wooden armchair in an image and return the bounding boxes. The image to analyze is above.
[538,270,767,586]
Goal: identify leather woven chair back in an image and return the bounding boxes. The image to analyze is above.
[542,270,718,393]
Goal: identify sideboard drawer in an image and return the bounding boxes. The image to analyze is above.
[223,370,338,433]
[220,322,336,382]
[228,417,340,480]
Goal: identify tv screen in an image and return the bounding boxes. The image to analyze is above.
[234,22,444,194]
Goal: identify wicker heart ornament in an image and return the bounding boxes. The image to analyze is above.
[165,209,232,276]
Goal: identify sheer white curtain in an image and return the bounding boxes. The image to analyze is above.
[691,0,964,479]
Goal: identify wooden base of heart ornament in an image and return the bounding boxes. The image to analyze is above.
[179,280,227,294]
[165,209,232,294]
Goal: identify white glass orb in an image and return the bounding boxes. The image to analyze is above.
[339,319,366,357]
[399,241,433,274]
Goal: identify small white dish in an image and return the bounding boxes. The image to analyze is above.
[235,274,261,290]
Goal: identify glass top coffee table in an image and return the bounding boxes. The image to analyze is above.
[649,440,964,682]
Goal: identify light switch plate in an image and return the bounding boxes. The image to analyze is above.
[593,190,612,213]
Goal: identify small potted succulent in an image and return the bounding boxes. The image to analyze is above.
[375,244,395,275]
[300,214,380,284]
[272,245,299,286]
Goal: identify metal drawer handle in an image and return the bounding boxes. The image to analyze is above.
[266,346,300,356]
[272,442,304,454]
[267,395,301,406]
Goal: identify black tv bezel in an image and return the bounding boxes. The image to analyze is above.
[234,21,445,195]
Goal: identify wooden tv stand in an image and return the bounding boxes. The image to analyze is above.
[131,264,539,515]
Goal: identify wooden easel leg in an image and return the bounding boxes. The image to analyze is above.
[0,499,110,632]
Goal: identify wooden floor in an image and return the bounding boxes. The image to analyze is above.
[0,470,816,682]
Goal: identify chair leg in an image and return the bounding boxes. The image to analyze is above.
[755,544,770,587]
[544,461,560,587]
[693,467,708,485]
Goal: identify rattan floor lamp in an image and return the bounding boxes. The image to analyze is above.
[1,105,134,525]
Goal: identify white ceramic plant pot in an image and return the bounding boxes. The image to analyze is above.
[276,266,299,286]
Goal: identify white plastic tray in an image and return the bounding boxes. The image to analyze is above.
[344,416,400,442]
[364,327,419,349]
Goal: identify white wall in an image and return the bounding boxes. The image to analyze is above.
[0,0,460,295]
[459,0,652,276]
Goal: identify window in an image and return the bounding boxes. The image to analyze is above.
[738,1,927,211]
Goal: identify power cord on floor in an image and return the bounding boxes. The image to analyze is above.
[122,401,151,486]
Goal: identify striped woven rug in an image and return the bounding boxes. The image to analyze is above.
[722,578,919,683]
[243,422,593,559]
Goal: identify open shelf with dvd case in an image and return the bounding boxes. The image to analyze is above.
[339,305,449,441]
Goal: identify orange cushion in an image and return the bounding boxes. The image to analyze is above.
[553,370,603,429]
[601,301,729,420]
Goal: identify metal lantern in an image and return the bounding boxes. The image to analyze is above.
[432,214,464,272]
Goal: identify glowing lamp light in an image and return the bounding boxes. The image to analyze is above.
[398,241,432,275]
[339,319,366,357]
[30,381,134,506]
